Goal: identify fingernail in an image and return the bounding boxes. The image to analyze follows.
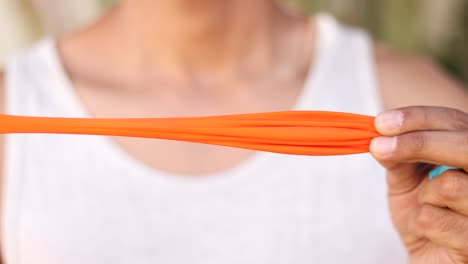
[376,110,403,133]
[370,137,397,156]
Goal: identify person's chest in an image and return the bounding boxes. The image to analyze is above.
[69,76,306,176]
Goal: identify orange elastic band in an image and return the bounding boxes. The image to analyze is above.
[0,111,380,156]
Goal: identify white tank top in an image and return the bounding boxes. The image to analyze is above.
[2,14,407,264]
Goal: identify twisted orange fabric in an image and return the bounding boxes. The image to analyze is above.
[0,111,379,155]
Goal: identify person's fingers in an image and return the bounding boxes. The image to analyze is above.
[410,204,468,251]
[375,106,468,136]
[419,170,468,216]
[370,131,468,171]
[378,161,432,195]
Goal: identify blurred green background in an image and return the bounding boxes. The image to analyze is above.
[0,0,467,85]
[290,0,468,85]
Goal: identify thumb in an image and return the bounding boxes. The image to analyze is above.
[369,112,434,195]
[369,110,437,195]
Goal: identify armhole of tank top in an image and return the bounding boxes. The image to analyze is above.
[357,32,383,115]
[1,57,22,264]
[305,14,382,116]
[292,12,340,111]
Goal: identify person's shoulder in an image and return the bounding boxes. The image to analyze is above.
[374,44,468,112]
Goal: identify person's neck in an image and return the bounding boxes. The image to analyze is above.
[100,0,309,79]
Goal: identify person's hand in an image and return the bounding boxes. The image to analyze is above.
[370,106,468,264]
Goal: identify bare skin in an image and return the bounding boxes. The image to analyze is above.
[0,0,468,262]
[373,48,468,263]
[52,0,316,176]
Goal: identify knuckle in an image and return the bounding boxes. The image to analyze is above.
[407,132,427,154]
[438,171,463,201]
[450,109,468,130]
[415,204,436,231]
[400,107,423,126]
[415,204,453,234]
[417,188,427,204]
[461,137,468,169]
[463,134,468,156]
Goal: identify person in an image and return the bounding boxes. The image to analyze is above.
[0,0,467,263]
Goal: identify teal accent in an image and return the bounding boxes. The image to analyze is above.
[429,166,461,180]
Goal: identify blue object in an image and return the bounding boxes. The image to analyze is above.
[429,166,462,180]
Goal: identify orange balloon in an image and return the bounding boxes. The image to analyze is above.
[0,111,379,156]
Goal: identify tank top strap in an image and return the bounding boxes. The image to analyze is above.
[298,13,382,115]
[4,38,88,117]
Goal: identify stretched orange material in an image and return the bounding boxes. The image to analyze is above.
[0,111,380,155]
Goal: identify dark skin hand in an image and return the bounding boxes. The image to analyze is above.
[371,106,468,263]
